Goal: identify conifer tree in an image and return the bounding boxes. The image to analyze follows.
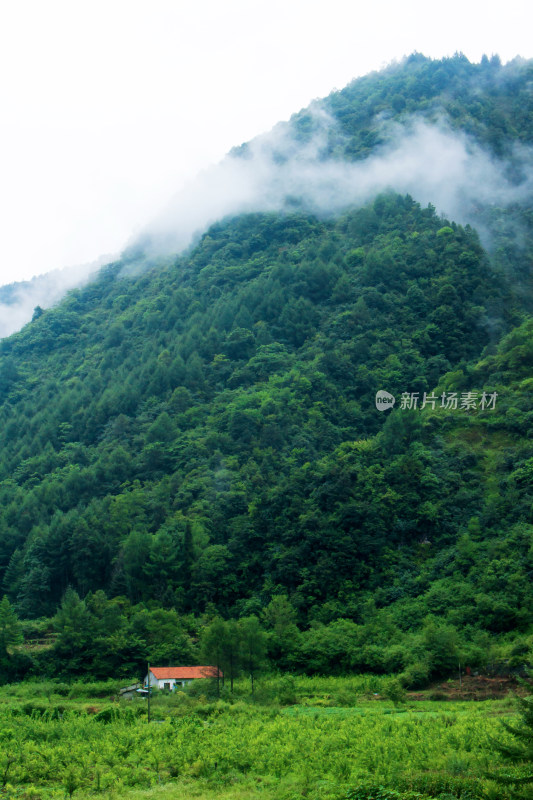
[491,682,533,798]
[0,595,23,682]
[0,595,22,659]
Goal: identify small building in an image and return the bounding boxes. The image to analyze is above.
[144,666,222,691]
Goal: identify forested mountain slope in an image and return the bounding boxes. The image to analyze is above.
[299,52,533,155]
[1,53,533,679]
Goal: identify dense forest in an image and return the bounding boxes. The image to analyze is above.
[1,53,533,683]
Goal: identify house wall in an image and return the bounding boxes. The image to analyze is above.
[144,672,193,690]
[145,671,154,687]
[159,679,193,689]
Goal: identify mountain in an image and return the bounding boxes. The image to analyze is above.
[1,53,533,680]
[0,255,114,339]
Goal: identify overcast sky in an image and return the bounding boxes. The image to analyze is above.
[0,0,531,286]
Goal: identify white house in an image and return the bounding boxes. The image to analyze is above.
[144,666,222,691]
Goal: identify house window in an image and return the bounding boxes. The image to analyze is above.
[164,682,171,691]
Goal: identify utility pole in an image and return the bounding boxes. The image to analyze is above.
[147,662,151,723]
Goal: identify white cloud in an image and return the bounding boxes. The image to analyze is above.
[144,113,533,256]
[4,110,532,339]
[0,0,531,287]
[0,257,109,339]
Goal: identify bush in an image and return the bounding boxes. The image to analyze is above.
[67,680,122,699]
[246,683,278,705]
[382,645,409,673]
[329,687,358,707]
[276,675,298,706]
[382,678,406,705]
[346,786,428,799]
[93,706,120,723]
[22,702,48,717]
[185,679,220,700]
[394,774,486,798]
[400,661,430,690]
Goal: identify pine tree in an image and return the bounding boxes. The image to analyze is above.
[200,616,227,696]
[0,595,22,666]
[491,681,533,798]
[239,615,267,695]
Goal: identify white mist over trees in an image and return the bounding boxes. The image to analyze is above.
[142,113,533,258]
[2,54,533,338]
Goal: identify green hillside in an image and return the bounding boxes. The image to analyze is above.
[1,53,533,681]
[299,52,533,154]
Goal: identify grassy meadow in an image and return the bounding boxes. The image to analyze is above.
[0,675,523,800]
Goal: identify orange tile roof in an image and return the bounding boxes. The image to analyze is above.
[150,666,222,680]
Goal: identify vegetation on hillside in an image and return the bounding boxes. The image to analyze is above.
[0,54,532,683]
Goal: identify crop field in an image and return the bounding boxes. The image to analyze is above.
[0,676,523,800]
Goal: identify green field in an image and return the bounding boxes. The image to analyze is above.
[0,676,525,800]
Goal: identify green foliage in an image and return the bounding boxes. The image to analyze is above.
[382,678,407,706]
[490,682,533,797]
[0,596,23,684]
[0,597,22,658]
[346,788,429,800]
[0,56,532,682]
[0,681,515,799]
[0,191,516,645]
[239,615,268,694]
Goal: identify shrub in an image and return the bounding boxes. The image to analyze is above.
[276,675,298,706]
[400,661,430,690]
[329,687,358,707]
[67,680,121,699]
[382,678,406,705]
[185,679,220,700]
[346,786,428,799]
